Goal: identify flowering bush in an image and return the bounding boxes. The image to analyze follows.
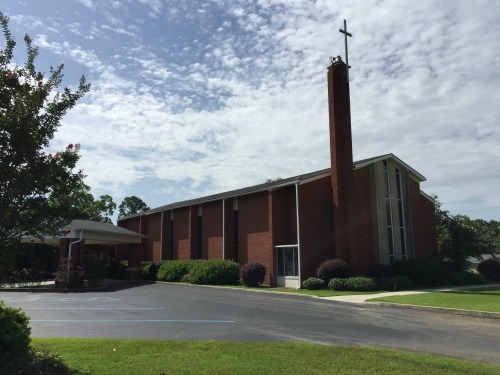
[53,257,85,288]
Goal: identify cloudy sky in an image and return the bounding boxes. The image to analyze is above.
[3,0,499,222]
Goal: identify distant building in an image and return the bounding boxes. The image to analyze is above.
[118,59,437,287]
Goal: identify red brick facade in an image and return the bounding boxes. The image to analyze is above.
[117,58,437,286]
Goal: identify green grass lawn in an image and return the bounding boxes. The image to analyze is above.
[32,338,500,375]
[367,287,500,313]
[202,284,380,297]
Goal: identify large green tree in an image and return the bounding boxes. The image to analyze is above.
[434,196,495,271]
[118,196,150,218]
[65,182,116,223]
[0,12,90,254]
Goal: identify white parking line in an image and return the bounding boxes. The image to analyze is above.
[23,307,163,310]
[31,319,235,323]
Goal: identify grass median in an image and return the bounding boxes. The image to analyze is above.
[367,286,500,313]
[32,338,500,375]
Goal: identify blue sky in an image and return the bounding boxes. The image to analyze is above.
[2,0,499,222]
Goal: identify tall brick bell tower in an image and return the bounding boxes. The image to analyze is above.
[327,57,354,263]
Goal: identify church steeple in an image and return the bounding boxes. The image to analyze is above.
[327,56,353,261]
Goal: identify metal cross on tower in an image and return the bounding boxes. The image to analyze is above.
[339,19,352,82]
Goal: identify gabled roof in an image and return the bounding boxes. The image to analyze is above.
[354,153,426,182]
[120,153,426,220]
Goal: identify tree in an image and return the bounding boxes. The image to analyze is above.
[0,12,90,254]
[60,182,116,223]
[434,196,495,271]
[118,196,150,218]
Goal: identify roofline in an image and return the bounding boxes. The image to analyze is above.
[354,153,426,182]
[119,168,331,220]
[119,153,427,222]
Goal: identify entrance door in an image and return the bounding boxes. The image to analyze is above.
[276,246,299,288]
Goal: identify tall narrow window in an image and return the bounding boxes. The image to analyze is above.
[233,210,239,262]
[170,219,174,258]
[198,215,203,259]
[170,211,174,259]
[383,160,395,261]
[395,168,407,259]
[198,205,203,259]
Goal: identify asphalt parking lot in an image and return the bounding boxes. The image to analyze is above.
[2,282,500,365]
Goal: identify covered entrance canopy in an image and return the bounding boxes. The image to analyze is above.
[22,220,146,246]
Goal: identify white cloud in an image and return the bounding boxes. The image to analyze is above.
[5,0,499,221]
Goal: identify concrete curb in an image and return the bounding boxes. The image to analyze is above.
[372,302,500,319]
[0,280,149,293]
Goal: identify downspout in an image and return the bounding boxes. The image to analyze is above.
[222,199,225,259]
[67,230,84,284]
[295,182,302,288]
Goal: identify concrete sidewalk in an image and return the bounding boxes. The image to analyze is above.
[323,283,500,319]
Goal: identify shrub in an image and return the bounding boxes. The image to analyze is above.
[240,262,266,287]
[477,257,500,281]
[379,275,414,291]
[106,259,128,280]
[328,277,377,291]
[392,259,447,287]
[0,301,31,369]
[84,254,106,286]
[368,263,395,279]
[302,277,325,290]
[316,258,352,283]
[157,260,196,282]
[188,259,239,285]
[141,262,153,280]
[445,271,486,286]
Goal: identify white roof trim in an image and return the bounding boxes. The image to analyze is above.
[354,153,426,182]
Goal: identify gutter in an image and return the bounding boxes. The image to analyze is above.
[67,230,84,284]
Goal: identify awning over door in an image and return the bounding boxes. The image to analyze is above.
[22,220,147,246]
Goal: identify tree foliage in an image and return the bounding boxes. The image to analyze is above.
[67,182,116,223]
[118,196,150,218]
[0,12,90,252]
[434,196,496,271]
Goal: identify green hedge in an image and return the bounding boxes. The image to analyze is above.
[446,271,486,286]
[141,262,158,281]
[0,301,31,370]
[477,258,500,281]
[188,259,240,285]
[328,277,378,292]
[379,275,414,291]
[157,260,198,282]
[316,258,352,284]
[240,262,266,287]
[302,277,325,290]
[392,259,447,287]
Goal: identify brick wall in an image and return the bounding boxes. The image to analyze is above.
[271,186,296,246]
[298,176,335,280]
[145,213,162,262]
[346,168,375,274]
[202,200,223,259]
[238,191,273,285]
[409,180,437,258]
[172,207,191,260]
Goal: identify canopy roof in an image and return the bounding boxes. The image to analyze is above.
[22,220,147,246]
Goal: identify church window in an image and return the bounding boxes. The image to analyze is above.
[395,168,407,259]
[383,160,395,261]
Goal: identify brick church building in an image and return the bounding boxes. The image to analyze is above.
[118,58,437,287]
